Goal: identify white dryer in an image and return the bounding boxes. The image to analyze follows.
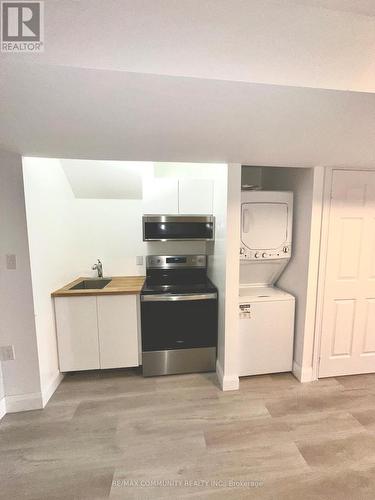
[240,190,293,261]
[239,190,295,377]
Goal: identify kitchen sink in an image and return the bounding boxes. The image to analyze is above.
[70,278,112,290]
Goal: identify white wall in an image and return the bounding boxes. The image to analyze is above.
[22,158,78,404]
[0,365,5,419]
[73,198,146,277]
[207,167,227,379]
[262,166,324,381]
[61,160,143,199]
[223,165,242,387]
[0,151,42,412]
[208,163,241,390]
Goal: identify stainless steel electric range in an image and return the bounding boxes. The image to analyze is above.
[140,255,218,377]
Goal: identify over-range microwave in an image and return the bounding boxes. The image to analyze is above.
[143,215,215,241]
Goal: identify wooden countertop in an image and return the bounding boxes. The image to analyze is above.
[52,276,145,297]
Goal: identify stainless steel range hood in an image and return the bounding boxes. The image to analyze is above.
[142,215,215,241]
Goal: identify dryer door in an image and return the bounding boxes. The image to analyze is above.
[241,202,288,250]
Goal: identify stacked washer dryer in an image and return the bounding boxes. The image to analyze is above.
[239,190,295,376]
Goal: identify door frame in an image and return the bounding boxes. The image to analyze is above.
[312,167,375,380]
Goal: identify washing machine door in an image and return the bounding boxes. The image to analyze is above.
[241,202,288,250]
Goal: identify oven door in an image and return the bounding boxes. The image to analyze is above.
[143,215,214,241]
[141,293,218,351]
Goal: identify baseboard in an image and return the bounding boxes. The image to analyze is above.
[216,360,224,388]
[5,392,43,413]
[0,397,6,420]
[216,361,240,391]
[41,372,64,407]
[2,373,64,415]
[293,361,315,383]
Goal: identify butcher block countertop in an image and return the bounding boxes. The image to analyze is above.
[52,276,145,297]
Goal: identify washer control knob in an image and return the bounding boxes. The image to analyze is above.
[240,247,245,255]
[283,246,289,253]
[255,252,260,258]
[262,252,267,258]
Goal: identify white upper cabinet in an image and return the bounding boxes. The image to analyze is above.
[178,179,214,214]
[142,178,179,214]
[142,177,214,215]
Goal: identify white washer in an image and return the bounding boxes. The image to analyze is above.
[239,286,295,376]
[239,190,295,376]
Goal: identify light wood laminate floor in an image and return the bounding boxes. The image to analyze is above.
[2,370,375,499]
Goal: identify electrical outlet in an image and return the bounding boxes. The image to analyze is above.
[6,254,16,270]
[136,256,144,266]
[0,345,15,362]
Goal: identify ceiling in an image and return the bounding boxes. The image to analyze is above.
[0,0,374,163]
[1,0,374,92]
[1,61,374,167]
[291,0,375,17]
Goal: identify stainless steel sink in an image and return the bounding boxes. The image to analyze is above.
[70,278,111,290]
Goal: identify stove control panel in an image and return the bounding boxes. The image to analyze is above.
[146,255,207,269]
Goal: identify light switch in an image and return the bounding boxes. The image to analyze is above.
[136,256,144,266]
[6,254,16,270]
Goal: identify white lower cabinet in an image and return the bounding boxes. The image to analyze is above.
[55,294,140,372]
[97,295,139,369]
[55,296,100,372]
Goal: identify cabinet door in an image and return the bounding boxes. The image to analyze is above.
[97,295,139,369]
[54,297,100,372]
[178,179,213,214]
[142,178,179,214]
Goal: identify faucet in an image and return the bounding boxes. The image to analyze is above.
[92,259,103,278]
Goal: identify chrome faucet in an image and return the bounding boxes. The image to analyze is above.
[92,259,103,278]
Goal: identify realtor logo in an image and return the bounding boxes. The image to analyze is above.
[1,1,44,52]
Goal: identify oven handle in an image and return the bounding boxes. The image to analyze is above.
[141,293,217,302]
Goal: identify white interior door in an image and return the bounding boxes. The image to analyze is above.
[319,170,375,377]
